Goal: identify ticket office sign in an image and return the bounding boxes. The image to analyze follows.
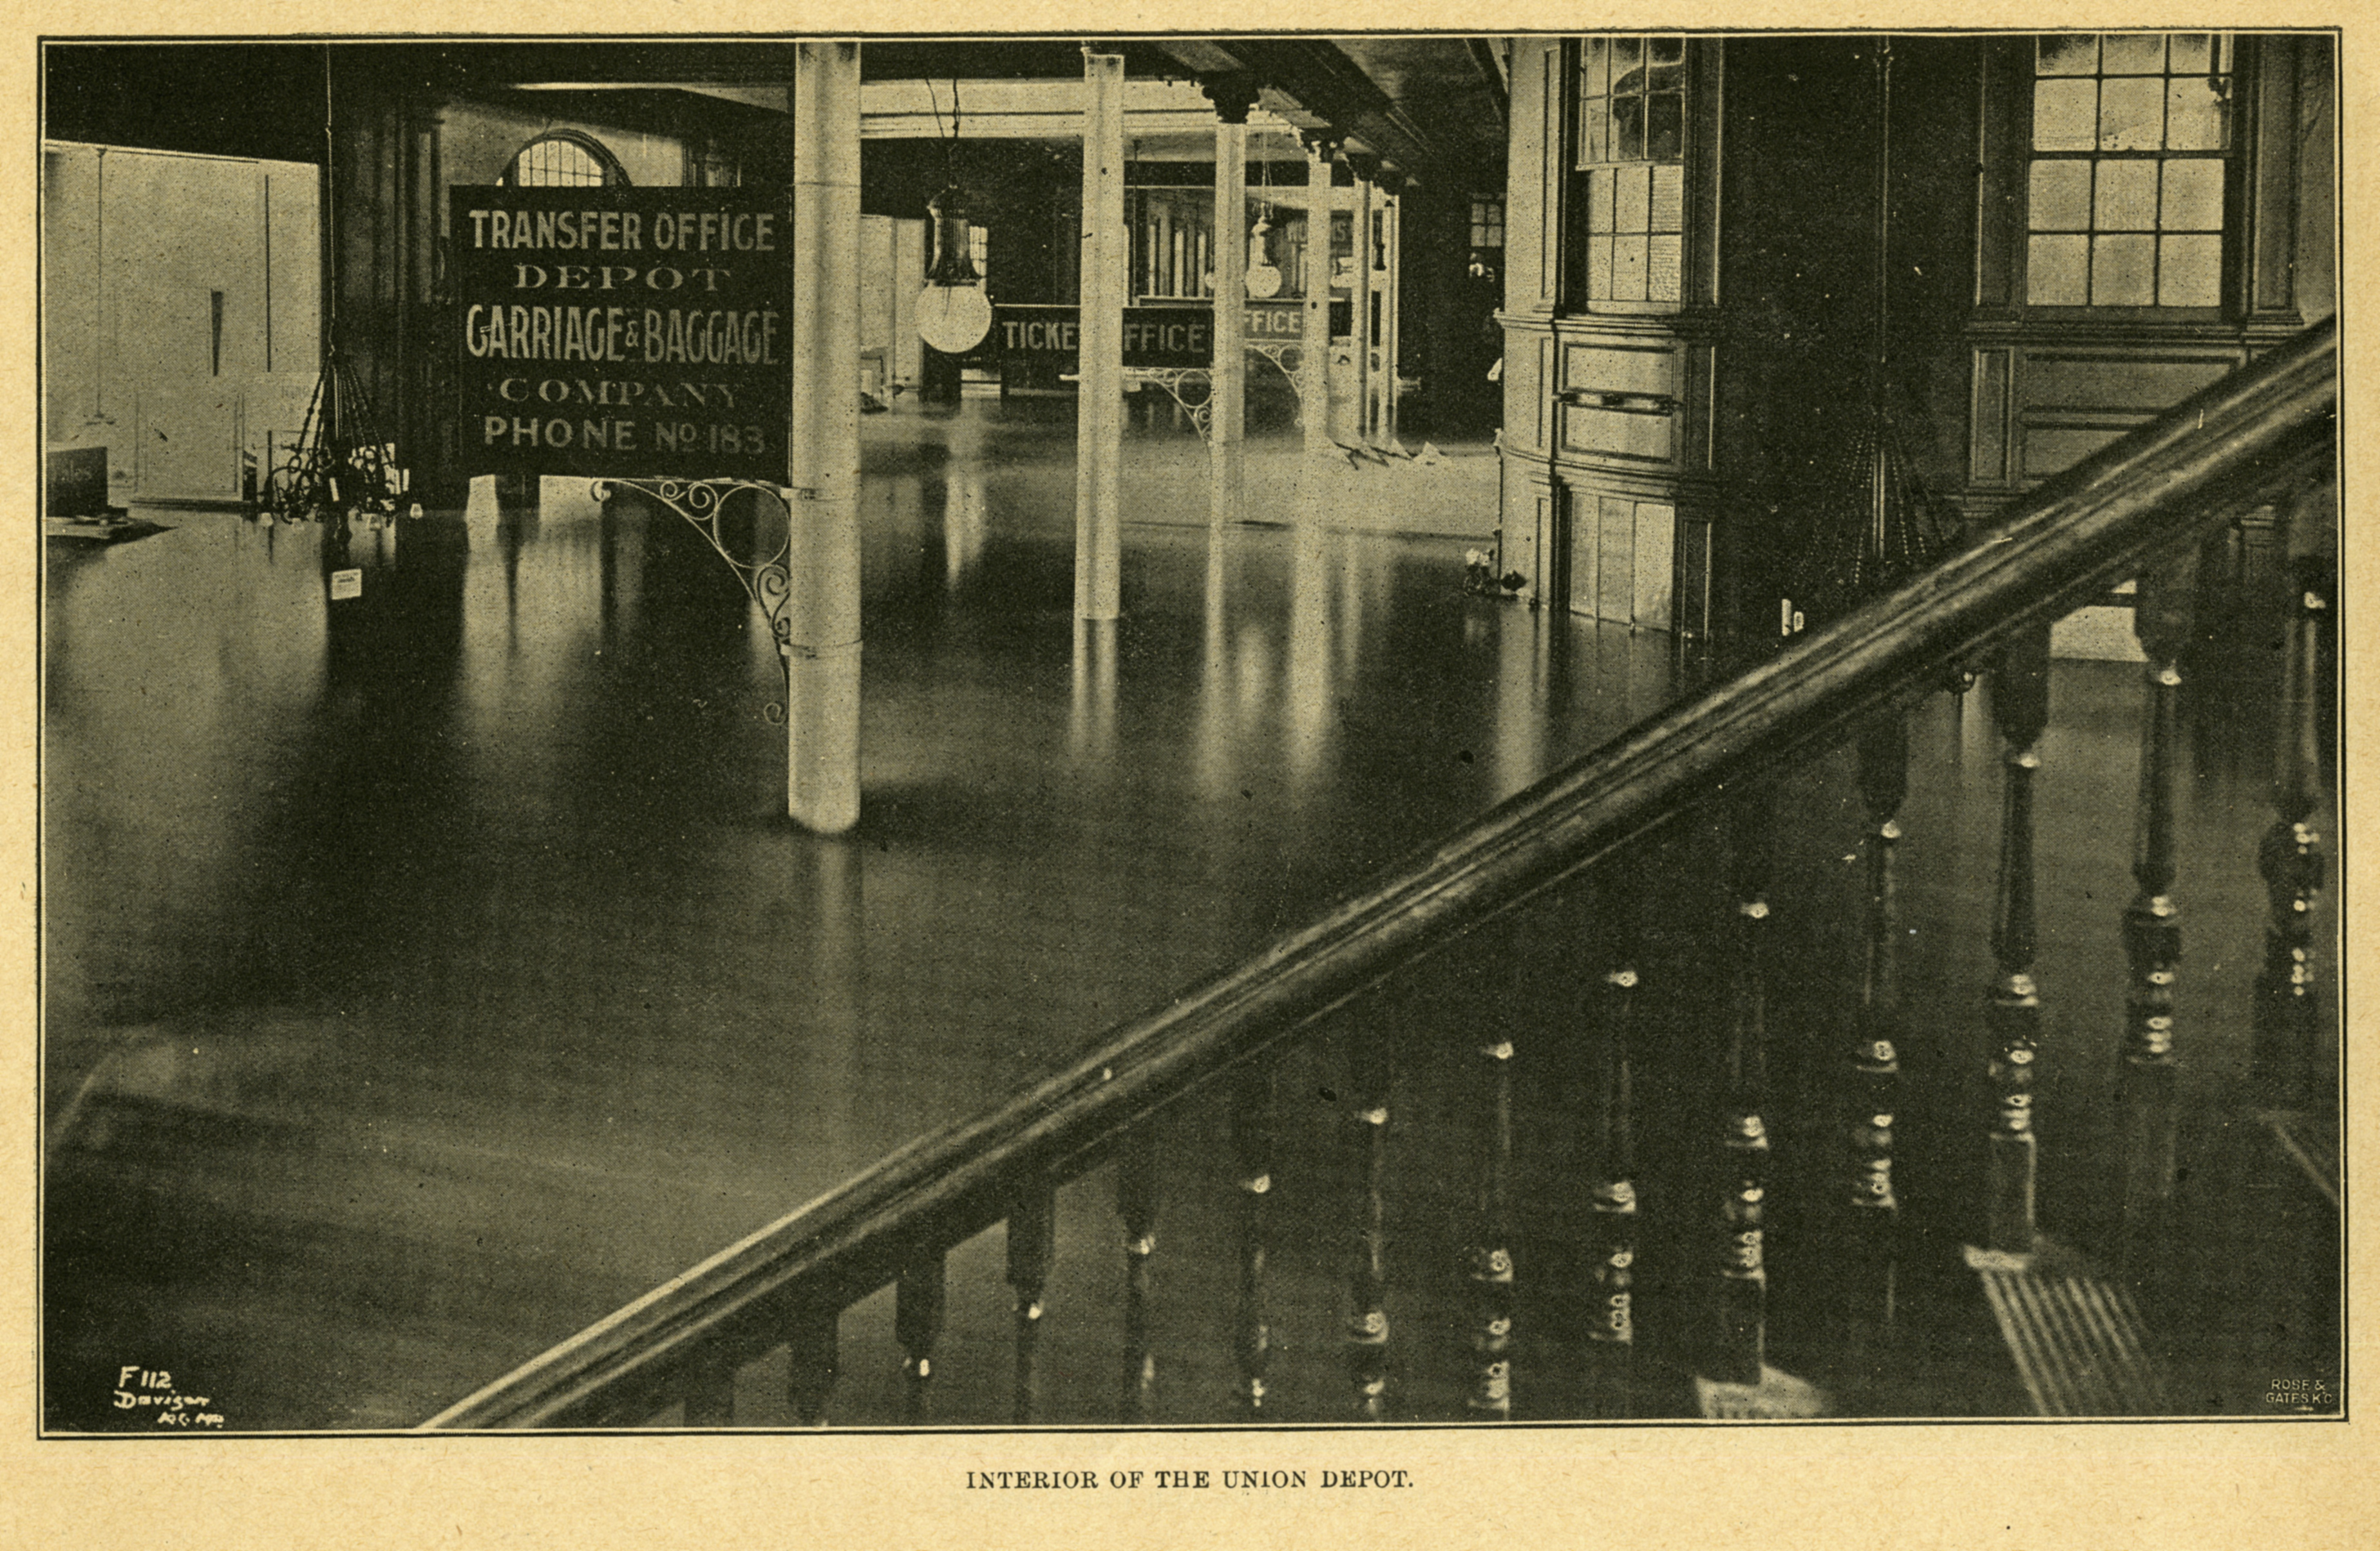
[450,186,791,479]
[994,301,1307,369]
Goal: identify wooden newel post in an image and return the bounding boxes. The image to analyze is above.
[1466,1018,1517,1418]
[1116,1129,1162,1420]
[1345,1032,1393,1420]
[896,1251,947,1423]
[1710,785,1775,1388]
[1006,1188,1058,1425]
[2254,549,2330,1106]
[1231,1059,1277,1415]
[1983,622,2051,1256]
[1847,712,1907,1320]
[2119,549,2197,1228]
[1583,960,1639,1417]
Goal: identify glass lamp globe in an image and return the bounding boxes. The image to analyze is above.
[916,281,993,354]
[918,185,993,354]
[1244,218,1283,298]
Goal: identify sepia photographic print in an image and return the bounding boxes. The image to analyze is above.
[23,13,2366,1548]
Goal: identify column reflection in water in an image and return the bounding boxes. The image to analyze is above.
[1195,521,1238,801]
[596,492,649,651]
[227,513,327,712]
[1235,622,1274,733]
[459,498,512,684]
[318,511,469,692]
[943,472,987,593]
[227,509,473,1008]
[1070,616,1118,768]
[1285,522,1337,787]
[761,832,869,1428]
[495,506,536,652]
[1493,604,1549,800]
[464,472,502,537]
[929,401,988,595]
[1337,531,1368,681]
[1627,626,1669,720]
[806,837,867,1174]
[458,500,590,828]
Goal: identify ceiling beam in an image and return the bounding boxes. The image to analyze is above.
[855,76,1307,143]
[1466,39,1510,127]
[1149,38,1440,181]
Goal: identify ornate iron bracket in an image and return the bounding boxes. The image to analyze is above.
[589,477,796,661]
[1132,344,1321,441]
[1245,340,1313,421]
[1129,367,1217,442]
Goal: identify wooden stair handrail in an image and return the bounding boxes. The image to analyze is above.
[422,317,2334,1430]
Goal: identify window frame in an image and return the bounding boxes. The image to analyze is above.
[1469,195,1506,284]
[502,131,629,189]
[2001,32,2247,323]
[1562,34,1717,317]
[1469,197,1506,252]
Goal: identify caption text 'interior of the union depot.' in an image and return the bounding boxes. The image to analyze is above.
[42,35,2339,1432]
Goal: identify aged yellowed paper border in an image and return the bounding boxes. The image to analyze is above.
[6,3,2370,1546]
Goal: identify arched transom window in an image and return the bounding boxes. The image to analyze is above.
[505,134,625,188]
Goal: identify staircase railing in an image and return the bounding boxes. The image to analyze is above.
[421,317,2335,1429]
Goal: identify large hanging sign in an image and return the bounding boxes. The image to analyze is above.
[992,301,1306,370]
[450,186,791,479]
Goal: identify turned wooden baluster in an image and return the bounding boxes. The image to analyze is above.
[786,1307,840,1427]
[2254,551,2330,1107]
[1983,623,2051,1255]
[1466,1018,1517,1418]
[1582,961,1639,1418]
[1345,1031,1393,1420]
[1708,786,1775,1387]
[1006,1187,1058,1425]
[1231,1060,1277,1416]
[1847,713,1907,1323]
[2118,551,2198,1237]
[896,1252,947,1424]
[1117,1129,1162,1421]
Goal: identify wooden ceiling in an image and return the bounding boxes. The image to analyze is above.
[44,37,1509,192]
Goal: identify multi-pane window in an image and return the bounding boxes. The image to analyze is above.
[1469,197,1504,282]
[507,136,618,188]
[1469,198,1505,251]
[1576,35,1687,306]
[2026,33,2231,307]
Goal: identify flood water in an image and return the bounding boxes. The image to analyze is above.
[43,399,2334,1430]
[42,404,1683,1430]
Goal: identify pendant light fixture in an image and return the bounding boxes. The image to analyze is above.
[1245,145,1283,297]
[916,184,992,354]
[915,82,993,355]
